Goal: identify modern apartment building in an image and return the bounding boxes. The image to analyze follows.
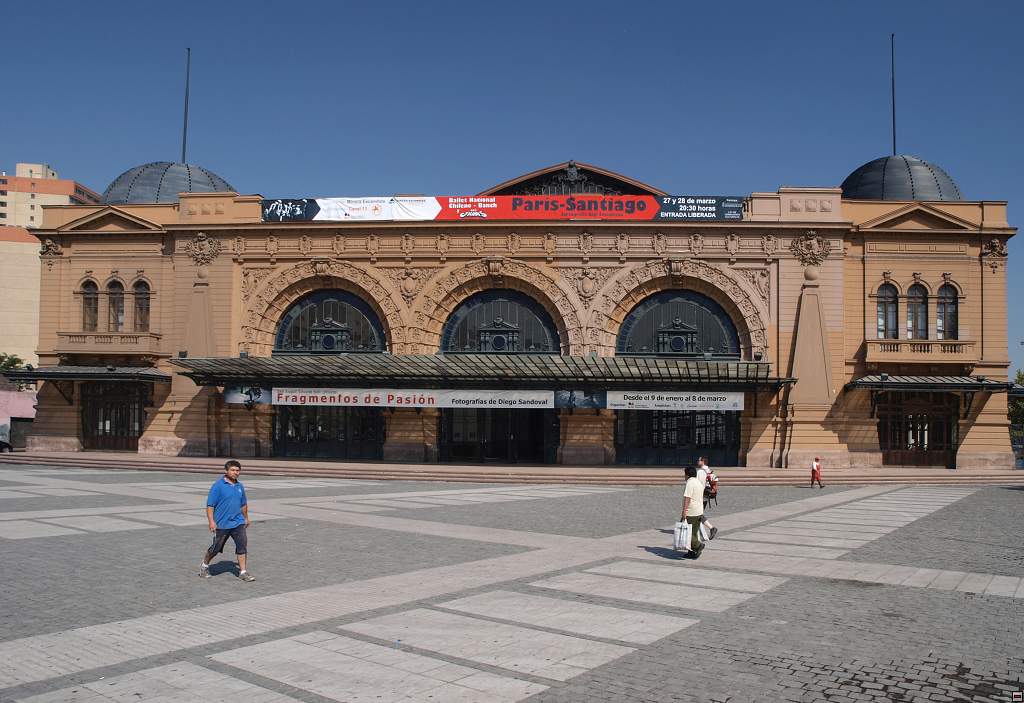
[0,163,100,229]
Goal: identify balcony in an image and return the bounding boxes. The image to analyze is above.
[865,339,977,366]
[55,331,164,356]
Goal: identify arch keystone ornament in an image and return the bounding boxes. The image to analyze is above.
[242,260,406,356]
[789,230,832,267]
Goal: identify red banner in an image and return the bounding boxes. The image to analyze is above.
[434,195,662,221]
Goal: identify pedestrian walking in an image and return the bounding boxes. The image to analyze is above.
[680,466,706,558]
[199,459,255,581]
[695,456,719,539]
[810,456,825,488]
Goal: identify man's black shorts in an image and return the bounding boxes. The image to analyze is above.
[208,525,247,555]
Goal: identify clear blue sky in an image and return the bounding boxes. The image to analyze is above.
[5,1,1022,371]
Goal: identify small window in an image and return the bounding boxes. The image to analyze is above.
[906,284,928,340]
[30,204,35,210]
[108,281,125,332]
[82,281,98,331]
[133,281,150,332]
[30,193,35,200]
[937,284,959,340]
[876,284,898,340]
[0,213,7,219]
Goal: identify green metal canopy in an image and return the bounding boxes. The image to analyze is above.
[4,366,171,383]
[845,375,1010,393]
[171,354,792,392]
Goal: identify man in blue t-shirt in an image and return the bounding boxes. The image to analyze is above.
[199,460,255,581]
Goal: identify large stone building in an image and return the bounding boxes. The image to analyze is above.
[12,158,1016,468]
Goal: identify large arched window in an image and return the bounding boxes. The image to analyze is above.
[81,281,98,332]
[936,284,959,340]
[616,290,739,357]
[133,281,150,332]
[274,290,386,353]
[441,290,560,353]
[107,281,125,332]
[906,284,928,340]
[876,283,898,340]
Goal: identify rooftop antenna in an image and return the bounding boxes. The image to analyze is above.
[890,33,896,156]
[181,47,191,164]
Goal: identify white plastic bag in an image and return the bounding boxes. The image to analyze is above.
[672,521,688,550]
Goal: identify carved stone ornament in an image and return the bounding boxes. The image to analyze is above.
[312,258,331,276]
[184,232,221,266]
[366,235,379,258]
[266,235,279,257]
[333,235,345,256]
[653,232,667,255]
[562,267,615,307]
[882,270,892,283]
[40,238,63,256]
[942,272,953,283]
[616,232,630,258]
[761,234,779,258]
[241,267,275,301]
[383,267,439,304]
[472,233,486,255]
[689,233,704,255]
[788,230,832,267]
[982,237,1008,258]
[725,233,740,257]
[401,233,415,255]
[299,235,313,255]
[507,232,521,254]
[912,271,922,283]
[544,232,557,256]
[485,257,504,278]
[578,232,593,255]
[232,236,245,257]
[436,233,450,255]
[739,268,771,304]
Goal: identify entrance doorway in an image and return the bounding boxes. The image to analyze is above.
[81,382,147,451]
[615,410,740,466]
[877,392,958,468]
[273,406,385,459]
[439,408,559,463]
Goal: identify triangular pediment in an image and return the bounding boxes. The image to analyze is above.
[479,160,666,197]
[57,207,163,233]
[858,203,974,231]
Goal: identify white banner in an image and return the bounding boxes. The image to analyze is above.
[606,391,744,411]
[310,196,443,222]
[272,388,554,409]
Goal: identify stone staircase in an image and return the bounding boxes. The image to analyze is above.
[0,451,1021,486]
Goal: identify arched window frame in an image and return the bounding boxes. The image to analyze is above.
[875,283,899,340]
[936,283,959,340]
[273,289,386,354]
[80,280,99,332]
[615,290,741,358]
[440,289,561,354]
[132,280,151,332]
[107,280,125,332]
[906,284,928,340]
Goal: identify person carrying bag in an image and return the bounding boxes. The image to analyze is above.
[674,465,708,557]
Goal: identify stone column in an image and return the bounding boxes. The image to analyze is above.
[559,409,615,465]
[784,265,844,467]
[383,408,438,462]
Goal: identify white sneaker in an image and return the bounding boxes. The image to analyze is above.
[199,564,210,579]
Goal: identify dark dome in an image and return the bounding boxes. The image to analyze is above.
[101,162,235,204]
[841,155,962,201]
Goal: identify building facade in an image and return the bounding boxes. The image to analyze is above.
[0,163,100,229]
[15,160,1016,468]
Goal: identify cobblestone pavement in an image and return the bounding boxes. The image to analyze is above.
[0,464,1021,702]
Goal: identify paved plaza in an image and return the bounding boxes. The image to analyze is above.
[0,464,1021,702]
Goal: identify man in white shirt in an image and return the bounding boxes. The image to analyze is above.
[695,457,719,539]
[680,466,706,557]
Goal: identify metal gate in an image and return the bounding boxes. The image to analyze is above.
[81,382,146,451]
[439,408,559,464]
[877,392,958,468]
[615,410,740,466]
[273,406,385,460]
